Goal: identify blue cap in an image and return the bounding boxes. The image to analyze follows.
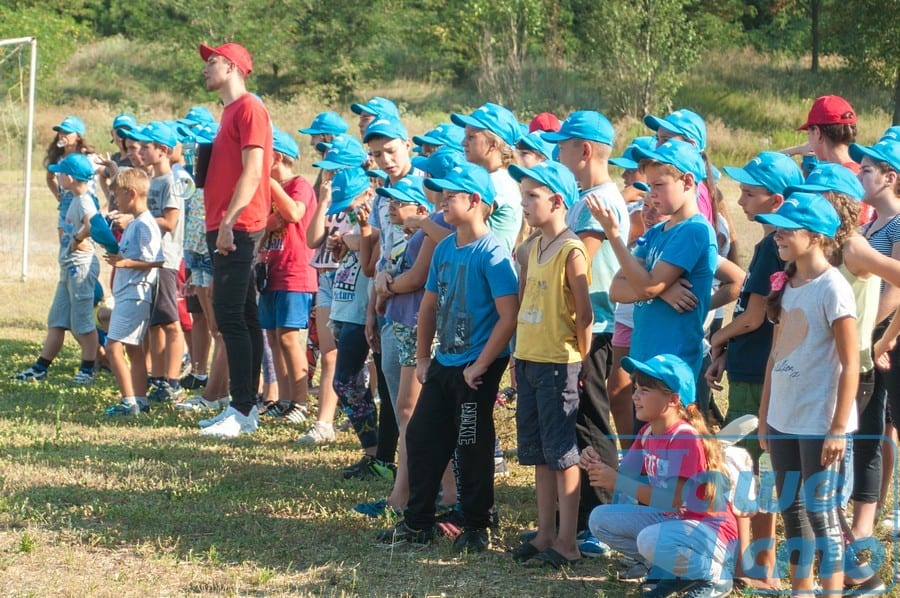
[633,139,707,182]
[179,106,215,127]
[881,126,900,143]
[424,162,496,205]
[54,116,85,136]
[48,153,96,182]
[313,135,368,170]
[128,121,178,148]
[350,97,399,119]
[164,121,196,144]
[376,176,432,210]
[272,129,300,160]
[756,192,841,238]
[451,103,521,147]
[516,131,556,161]
[609,136,657,170]
[192,123,218,144]
[621,354,696,407]
[722,151,804,195]
[363,117,408,143]
[411,147,467,179]
[644,109,707,151]
[327,167,371,216]
[784,162,865,200]
[509,161,579,209]
[850,139,900,173]
[412,123,464,151]
[299,111,349,136]
[112,113,137,132]
[541,110,615,147]
[366,169,390,184]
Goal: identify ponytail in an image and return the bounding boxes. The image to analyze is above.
[766,261,797,324]
[677,403,727,507]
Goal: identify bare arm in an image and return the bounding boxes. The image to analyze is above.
[382,235,436,295]
[710,257,745,310]
[157,207,179,234]
[415,290,438,384]
[710,292,768,352]
[758,322,780,452]
[269,178,305,223]
[822,316,859,466]
[306,173,333,249]
[463,294,519,389]
[566,247,594,360]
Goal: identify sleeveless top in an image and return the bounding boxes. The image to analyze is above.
[839,263,880,373]
[514,237,589,364]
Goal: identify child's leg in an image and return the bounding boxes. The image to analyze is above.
[277,327,309,406]
[127,343,148,399]
[553,465,581,559]
[589,504,667,563]
[332,322,377,453]
[189,305,211,376]
[163,321,185,381]
[39,327,67,363]
[532,465,558,549]
[266,328,288,402]
[148,325,165,377]
[107,339,131,397]
[609,342,634,449]
[637,519,729,582]
[314,305,338,426]
[388,364,422,508]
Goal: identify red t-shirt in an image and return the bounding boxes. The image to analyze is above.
[258,176,318,293]
[204,93,273,232]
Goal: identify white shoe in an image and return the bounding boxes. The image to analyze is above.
[296,421,336,444]
[880,510,900,533]
[199,406,259,438]
[176,395,229,412]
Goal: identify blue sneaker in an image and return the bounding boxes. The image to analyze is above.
[577,530,610,558]
[105,400,148,416]
[353,499,401,519]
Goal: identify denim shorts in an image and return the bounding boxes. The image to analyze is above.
[48,259,100,335]
[316,270,336,309]
[259,290,313,330]
[515,360,581,470]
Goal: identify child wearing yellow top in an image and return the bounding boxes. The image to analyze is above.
[509,161,593,568]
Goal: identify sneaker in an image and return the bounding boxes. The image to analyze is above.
[577,530,610,558]
[296,421,336,444]
[496,386,517,407]
[179,373,208,390]
[148,380,182,403]
[619,560,650,583]
[352,498,402,519]
[72,370,94,385]
[494,456,509,477]
[375,520,433,546]
[343,455,375,480]
[199,406,259,438]
[370,459,397,482]
[175,395,229,412]
[104,400,147,416]
[13,366,47,382]
[880,510,900,534]
[453,527,490,553]
[262,401,290,417]
[281,403,309,425]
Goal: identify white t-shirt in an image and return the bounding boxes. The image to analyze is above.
[767,267,858,435]
[488,168,523,254]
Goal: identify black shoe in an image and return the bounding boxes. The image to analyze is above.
[376,520,434,546]
[453,527,490,553]
[180,373,208,390]
[342,455,375,480]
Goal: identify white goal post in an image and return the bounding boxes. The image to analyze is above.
[0,36,36,281]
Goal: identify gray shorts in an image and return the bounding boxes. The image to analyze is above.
[108,295,153,345]
[316,270,335,309]
[515,360,581,470]
[150,268,179,326]
[48,259,100,335]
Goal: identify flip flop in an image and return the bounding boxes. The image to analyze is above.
[511,541,541,563]
[527,547,581,569]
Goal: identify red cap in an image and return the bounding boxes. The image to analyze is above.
[798,95,857,131]
[529,112,562,133]
[199,42,253,76]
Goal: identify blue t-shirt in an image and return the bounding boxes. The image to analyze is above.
[425,231,518,367]
[631,214,717,376]
[726,232,783,383]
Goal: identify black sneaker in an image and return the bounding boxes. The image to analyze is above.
[452,527,490,553]
[342,455,375,480]
[376,520,433,546]
[180,373,208,390]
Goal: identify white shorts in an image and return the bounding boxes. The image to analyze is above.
[108,296,153,345]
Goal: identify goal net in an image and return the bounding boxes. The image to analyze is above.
[0,37,36,282]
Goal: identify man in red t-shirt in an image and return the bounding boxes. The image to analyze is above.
[197,41,274,438]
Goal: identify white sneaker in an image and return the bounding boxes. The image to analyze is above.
[296,421,336,444]
[880,510,900,534]
[199,406,259,438]
[176,395,229,412]
[72,371,94,385]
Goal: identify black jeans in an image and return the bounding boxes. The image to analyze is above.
[207,229,263,415]
[405,357,506,530]
[577,332,617,530]
[373,350,399,464]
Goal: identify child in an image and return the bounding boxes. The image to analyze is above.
[507,161,592,568]
[131,121,187,404]
[757,192,858,595]
[257,129,318,423]
[412,123,464,157]
[102,168,164,416]
[15,153,101,384]
[298,111,349,151]
[515,131,555,168]
[584,353,738,596]
[609,136,656,205]
[377,163,518,552]
[350,96,399,139]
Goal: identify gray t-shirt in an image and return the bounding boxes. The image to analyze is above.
[488,168,523,254]
[113,209,162,300]
[59,191,97,266]
[147,172,184,270]
[330,245,371,326]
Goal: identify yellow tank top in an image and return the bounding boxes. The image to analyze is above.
[839,263,880,373]
[514,236,590,364]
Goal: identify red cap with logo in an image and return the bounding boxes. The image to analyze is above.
[529,112,562,133]
[797,95,857,131]
[199,42,253,76]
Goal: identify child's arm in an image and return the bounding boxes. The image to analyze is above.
[378,235,436,296]
[462,294,518,389]
[415,290,438,384]
[710,293,768,355]
[156,207,179,234]
[823,315,859,466]
[104,254,163,270]
[566,246,593,360]
[758,323,781,452]
[355,199,380,278]
[268,177,306,223]
[404,214,452,244]
[874,307,900,369]
[306,172,332,249]
[710,257,744,310]
[69,213,94,253]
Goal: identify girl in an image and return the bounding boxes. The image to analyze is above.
[757,192,858,595]
[44,116,101,233]
[583,353,737,597]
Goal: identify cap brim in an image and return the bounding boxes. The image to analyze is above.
[540,131,570,143]
[609,157,639,170]
[632,181,650,192]
[375,187,430,208]
[313,159,350,171]
[326,198,353,216]
[755,213,804,229]
[849,143,885,166]
[450,113,483,130]
[47,164,64,174]
[350,103,375,116]
[722,166,763,187]
[411,156,429,171]
[199,44,216,62]
[424,177,465,193]
[298,127,327,135]
[366,170,388,180]
[783,183,828,196]
[643,115,665,132]
[621,356,653,377]
[413,134,440,146]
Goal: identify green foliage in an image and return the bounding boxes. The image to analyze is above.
[826,0,900,93]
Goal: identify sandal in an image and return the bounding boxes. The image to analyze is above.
[527,547,581,569]
[511,541,541,563]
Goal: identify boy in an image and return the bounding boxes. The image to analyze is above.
[130,121,187,404]
[590,139,717,381]
[14,153,101,384]
[298,111,349,152]
[257,129,318,423]
[377,163,518,552]
[542,110,629,555]
[508,161,592,567]
[103,168,164,416]
[350,96,399,139]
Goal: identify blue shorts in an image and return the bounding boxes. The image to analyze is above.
[515,360,581,471]
[259,290,313,330]
[316,270,335,309]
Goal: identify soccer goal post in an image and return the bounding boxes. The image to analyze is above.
[0,36,36,282]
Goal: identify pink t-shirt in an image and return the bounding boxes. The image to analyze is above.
[697,181,714,226]
[258,176,318,293]
[628,421,738,544]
